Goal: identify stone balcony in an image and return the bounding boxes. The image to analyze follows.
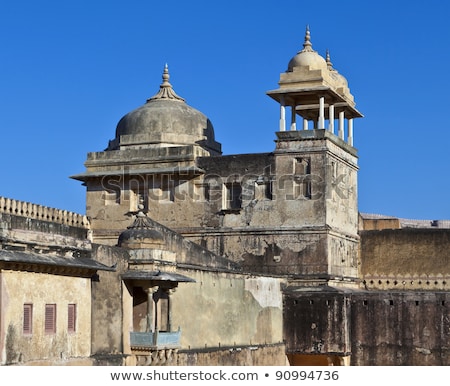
[130,329,181,350]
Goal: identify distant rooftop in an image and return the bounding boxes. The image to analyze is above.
[359,213,450,229]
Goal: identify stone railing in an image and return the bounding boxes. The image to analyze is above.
[0,196,89,229]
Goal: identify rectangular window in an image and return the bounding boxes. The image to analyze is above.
[45,304,56,334]
[225,183,242,209]
[254,177,272,200]
[294,157,312,199]
[23,304,33,335]
[68,304,76,333]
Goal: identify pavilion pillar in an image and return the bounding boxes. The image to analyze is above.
[145,286,158,333]
[290,105,297,130]
[329,104,335,133]
[279,96,286,131]
[303,118,308,130]
[318,97,325,129]
[338,111,345,140]
[348,118,354,146]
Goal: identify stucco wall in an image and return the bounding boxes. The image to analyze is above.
[0,270,91,365]
[172,270,284,350]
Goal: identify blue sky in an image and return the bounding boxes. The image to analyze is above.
[1,0,449,220]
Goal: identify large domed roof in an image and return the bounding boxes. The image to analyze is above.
[287,26,327,72]
[109,65,221,154]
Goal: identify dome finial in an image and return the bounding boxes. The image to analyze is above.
[162,63,170,85]
[302,25,313,52]
[147,64,186,102]
[326,49,333,70]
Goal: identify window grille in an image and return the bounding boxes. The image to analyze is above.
[23,304,33,335]
[45,304,56,334]
[68,304,76,333]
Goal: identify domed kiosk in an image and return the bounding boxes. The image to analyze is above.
[267,26,362,142]
[107,65,221,155]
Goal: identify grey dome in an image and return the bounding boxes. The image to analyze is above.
[110,65,221,154]
[115,99,217,145]
[118,227,165,249]
[118,209,165,249]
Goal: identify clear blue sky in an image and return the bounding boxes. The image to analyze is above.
[1,0,449,220]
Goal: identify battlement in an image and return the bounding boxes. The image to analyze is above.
[0,196,89,229]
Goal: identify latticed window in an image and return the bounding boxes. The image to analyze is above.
[45,304,56,334]
[23,304,33,335]
[68,304,76,333]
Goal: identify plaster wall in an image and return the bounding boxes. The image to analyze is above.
[170,270,284,350]
[0,270,91,365]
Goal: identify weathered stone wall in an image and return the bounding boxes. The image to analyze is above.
[360,229,450,290]
[90,244,129,356]
[283,288,352,357]
[177,343,287,366]
[283,289,449,365]
[359,216,400,231]
[351,291,450,365]
[0,212,90,252]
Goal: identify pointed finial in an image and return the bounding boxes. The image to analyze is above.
[326,49,333,70]
[162,63,170,85]
[302,25,313,51]
[136,196,146,217]
[147,64,185,102]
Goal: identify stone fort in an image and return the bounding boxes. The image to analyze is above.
[0,28,449,366]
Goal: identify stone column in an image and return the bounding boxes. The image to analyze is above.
[303,118,308,130]
[166,288,177,332]
[145,287,158,333]
[318,97,325,129]
[329,104,335,133]
[290,105,297,131]
[279,96,286,132]
[338,111,345,140]
[348,118,353,146]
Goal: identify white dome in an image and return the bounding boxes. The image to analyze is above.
[288,50,327,71]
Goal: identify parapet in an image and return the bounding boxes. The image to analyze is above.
[0,196,89,229]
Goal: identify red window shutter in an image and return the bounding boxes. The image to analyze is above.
[68,304,76,333]
[45,304,56,333]
[23,304,33,335]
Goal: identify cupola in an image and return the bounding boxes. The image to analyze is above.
[107,65,221,155]
[267,26,363,146]
[118,205,165,249]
